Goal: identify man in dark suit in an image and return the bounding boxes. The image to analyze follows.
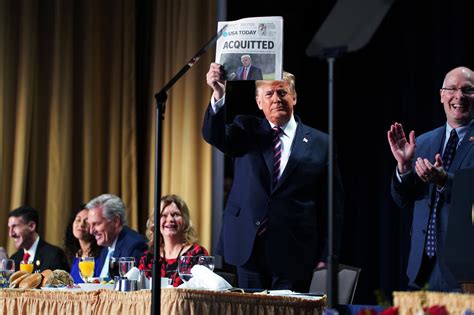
[235,54,263,80]
[388,66,474,292]
[203,63,344,292]
[8,206,69,272]
[86,194,148,278]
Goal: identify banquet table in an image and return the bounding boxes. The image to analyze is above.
[0,288,327,315]
[393,291,474,315]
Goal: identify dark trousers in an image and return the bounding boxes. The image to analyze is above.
[236,233,311,293]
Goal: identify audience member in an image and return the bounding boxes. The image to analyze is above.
[138,195,209,287]
[387,66,474,291]
[64,204,104,283]
[8,206,69,272]
[86,194,148,279]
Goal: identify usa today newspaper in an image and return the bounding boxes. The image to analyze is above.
[215,16,283,81]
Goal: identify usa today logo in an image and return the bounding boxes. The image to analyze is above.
[223,30,257,37]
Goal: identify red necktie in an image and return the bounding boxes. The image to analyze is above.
[242,67,248,80]
[23,252,30,263]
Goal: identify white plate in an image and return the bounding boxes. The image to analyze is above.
[78,283,115,291]
[41,286,80,291]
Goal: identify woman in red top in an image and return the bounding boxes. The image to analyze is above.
[139,195,208,287]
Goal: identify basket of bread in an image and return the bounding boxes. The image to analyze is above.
[9,269,74,289]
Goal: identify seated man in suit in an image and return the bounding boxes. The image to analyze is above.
[86,193,148,278]
[8,206,70,272]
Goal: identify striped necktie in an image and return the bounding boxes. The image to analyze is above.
[272,126,282,188]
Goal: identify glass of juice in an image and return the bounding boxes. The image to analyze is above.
[19,261,34,273]
[79,257,95,283]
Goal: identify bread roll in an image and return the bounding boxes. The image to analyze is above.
[9,270,28,283]
[18,273,43,289]
[9,273,30,288]
[44,269,74,287]
[40,269,53,287]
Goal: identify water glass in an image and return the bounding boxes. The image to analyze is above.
[0,259,15,288]
[198,256,215,271]
[118,257,135,278]
[109,257,120,279]
[177,256,199,283]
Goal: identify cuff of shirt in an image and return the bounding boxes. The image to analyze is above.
[395,168,412,182]
[210,95,225,113]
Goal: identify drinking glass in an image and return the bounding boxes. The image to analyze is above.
[177,256,199,283]
[78,257,95,283]
[198,256,215,271]
[118,257,135,278]
[0,259,15,288]
[19,261,34,273]
[109,257,120,279]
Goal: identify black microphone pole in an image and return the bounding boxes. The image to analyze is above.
[151,24,227,315]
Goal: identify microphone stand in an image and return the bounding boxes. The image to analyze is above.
[321,46,346,310]
[151,24,227,315]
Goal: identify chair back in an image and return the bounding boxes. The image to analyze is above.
[309,264,361,304]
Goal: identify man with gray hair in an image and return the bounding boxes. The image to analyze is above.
[87,194,147,278]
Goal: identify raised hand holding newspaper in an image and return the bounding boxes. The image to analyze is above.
[216,16,283,81]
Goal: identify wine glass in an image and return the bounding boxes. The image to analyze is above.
[198,256,215,271]
[0,259,15,288]
[118,257,135,278]
[177,256,199,283]
[78,257,95,283]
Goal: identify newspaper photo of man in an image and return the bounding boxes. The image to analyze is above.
[234,54,263,81]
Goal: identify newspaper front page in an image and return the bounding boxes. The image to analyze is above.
[215,16,283,81]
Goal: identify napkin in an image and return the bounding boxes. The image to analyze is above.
[178,265,232,290]
[124,267,140,280]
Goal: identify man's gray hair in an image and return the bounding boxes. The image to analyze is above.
[86,193,127,226]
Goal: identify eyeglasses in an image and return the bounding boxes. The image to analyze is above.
[440,86,474,95]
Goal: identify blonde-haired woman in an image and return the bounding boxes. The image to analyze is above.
[138,195,209,287]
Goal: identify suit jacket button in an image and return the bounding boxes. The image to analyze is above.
[256,221,261,226]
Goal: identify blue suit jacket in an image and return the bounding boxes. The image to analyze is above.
[235,65,263,80]
[202,104,344,283]
[391,120,474,291]
[96,226,148,270]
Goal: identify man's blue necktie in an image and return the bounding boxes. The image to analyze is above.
[426,129,458,257]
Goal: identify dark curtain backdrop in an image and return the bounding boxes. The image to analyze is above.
[226,0,474,304]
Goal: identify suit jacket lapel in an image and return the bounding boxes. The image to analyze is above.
[426,128,445,161]
[33,239,46,271]
[257,120,273,184]
[113,227,127,257]
[450,121,474,170]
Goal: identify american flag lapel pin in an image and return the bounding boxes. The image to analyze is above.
[469,136,474,142]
